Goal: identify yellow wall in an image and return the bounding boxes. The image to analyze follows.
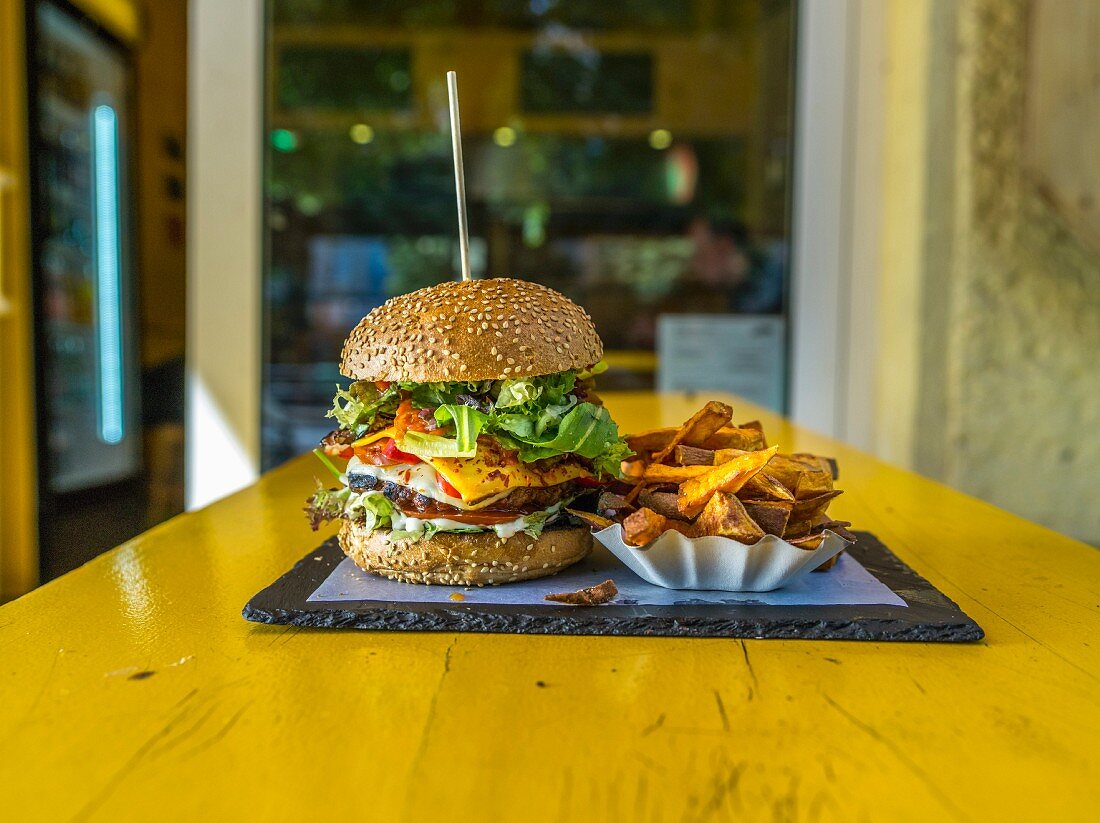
[0,0,39,600]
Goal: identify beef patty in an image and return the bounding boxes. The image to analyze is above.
[349,473,580,517]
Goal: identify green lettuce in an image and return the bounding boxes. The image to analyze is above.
[324,368,631,478]
[304,484,393,532]
[494,371,576,410]
[400,429,476,460]
[326,382,399,434]
[398,380,493,410]
[499,402,622,460]
[434,404,490,452]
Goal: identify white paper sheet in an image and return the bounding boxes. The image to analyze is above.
[307,548,906,608]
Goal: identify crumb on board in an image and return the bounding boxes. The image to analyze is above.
[449,592,466,601]
[544,579,618,606]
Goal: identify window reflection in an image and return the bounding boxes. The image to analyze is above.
[263,0,795,468]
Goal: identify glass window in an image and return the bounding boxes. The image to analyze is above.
[262,0,796,468]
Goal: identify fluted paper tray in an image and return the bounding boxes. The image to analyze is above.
[593,525,851,592]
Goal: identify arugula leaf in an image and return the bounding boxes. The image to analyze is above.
[433,404,490,452]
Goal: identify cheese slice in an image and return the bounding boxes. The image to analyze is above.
[427,453,593,505]
[351,426,396,448]
[347,426,594,505]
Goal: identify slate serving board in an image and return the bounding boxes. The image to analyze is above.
[240,534,981,642]
[243,531,982,642]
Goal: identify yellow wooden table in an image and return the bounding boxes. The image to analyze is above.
[2,393,1098,821]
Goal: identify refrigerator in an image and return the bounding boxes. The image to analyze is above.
[27,0,142,574]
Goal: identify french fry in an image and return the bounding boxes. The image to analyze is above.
[738,419,766,437]
[712,447,747,464]
[701,426,767,451]
[638,489,687,521]
[742,500,792,536]
[789,533,825,550]
[643,464,712,484]
[784,517,812,538]
[621,507,693,546]
[738,472,795,502]
[791,453,834,475]
[625,427,678,453]
[763,453,831,494]
[795,467,834,499]
[812,518,857,542]
[677,445,779,518]
[791,490,843,520]
[545,579,618,605]
[620,459,646,480]
[651,402,733,463]
[565,508,614,531]
[695,493,766,543]
[597,492,632,513]
[673,445,715,465]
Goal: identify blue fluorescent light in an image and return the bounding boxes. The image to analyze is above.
[92,104,125,445]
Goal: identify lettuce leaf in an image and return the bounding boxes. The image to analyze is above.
[399,430,476,460]
[577,359,608,380]
[304,484,393,532]
[398,380,494,410]
[326,382,399,434]
[501,402,620,459]
[494,371,577,410]
[591,438,634,478]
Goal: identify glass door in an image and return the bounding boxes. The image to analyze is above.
[261,1,796,468]
[30,0,141,492]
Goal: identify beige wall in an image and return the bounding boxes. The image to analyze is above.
[868,0,1100,543]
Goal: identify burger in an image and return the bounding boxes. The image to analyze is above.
[305,278,631,585]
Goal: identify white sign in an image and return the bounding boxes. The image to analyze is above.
[657,315,786,411]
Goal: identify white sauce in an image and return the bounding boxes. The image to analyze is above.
[345,457,564,538]
[388,502,563,540]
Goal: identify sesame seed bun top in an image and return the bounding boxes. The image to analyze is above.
[340,278,604,382]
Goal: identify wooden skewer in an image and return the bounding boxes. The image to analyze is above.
[446,71,472,282]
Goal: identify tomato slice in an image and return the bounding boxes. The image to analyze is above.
[382,438,421,464]
[575,475,609,488]
[437,473,463,500]
[322,443,355,460]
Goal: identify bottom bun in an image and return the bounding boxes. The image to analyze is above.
[338,520,593,586]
